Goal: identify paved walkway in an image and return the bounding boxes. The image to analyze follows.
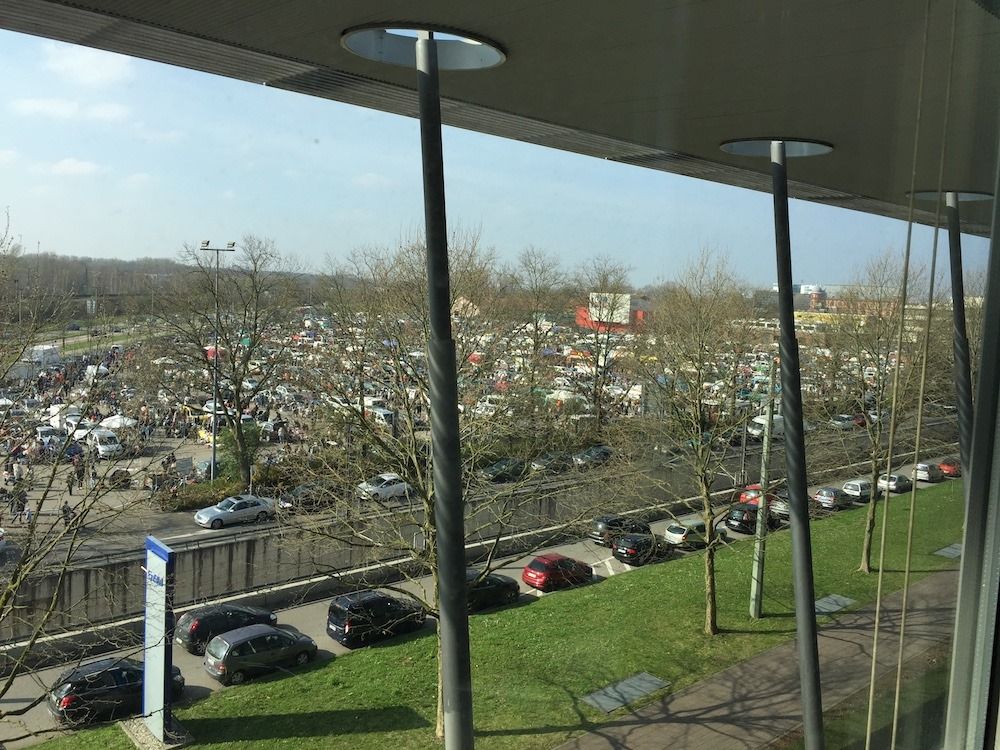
[555,569,957,750]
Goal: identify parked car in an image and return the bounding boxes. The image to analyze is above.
[203,624,317,685]
[326,590,425,648]
[828,414,857,430]
[48,657,184,725]
[478,458,528,483]
[664,519,711,547]
[521,553,592,590]
[278,480,339,513]
[175,604,277,655]
[877,473,913,494]
[356,473,413,501]
[737,483,780,507]
[466,569,520,611]
[912,462,945,483]
[194,494,275,529]
[770,488,791,518]
[529,451,573,473]
[572,445,613,468]
[842,479,879,503]
[813,486,850,510]
[725,503,779,535]
[588,515,651,547]
[938,458,962,478]
[612,534,670,566]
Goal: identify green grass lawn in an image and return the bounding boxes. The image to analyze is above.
[35,481,964,750]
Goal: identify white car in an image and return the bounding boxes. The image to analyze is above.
[664,519,713,547]
[828,414,856,430]
[71,420,101,441]
[356,473,413,501]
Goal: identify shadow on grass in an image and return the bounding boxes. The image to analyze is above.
[183,706,429,741]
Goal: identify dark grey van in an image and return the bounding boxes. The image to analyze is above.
[203,624,317,685]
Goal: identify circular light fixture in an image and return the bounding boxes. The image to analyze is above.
[910,190,994,203]
[341,25,505,70]
[720,138,834,158]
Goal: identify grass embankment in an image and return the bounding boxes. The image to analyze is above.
[37,481,963,750]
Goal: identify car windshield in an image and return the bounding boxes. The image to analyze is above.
[217,498,236,510]
[205,638,228,659]
[527,559,548,572]
[667,524,685,535]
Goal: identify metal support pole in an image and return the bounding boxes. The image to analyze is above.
[946,193,974,474]
[944,166,1000,749]
[416,31,475,750]
[771,140,825,748]
[750,359,776,619]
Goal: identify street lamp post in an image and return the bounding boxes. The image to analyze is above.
[198,241,236,482]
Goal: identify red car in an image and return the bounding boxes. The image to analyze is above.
[521,553,592,592]
[939,458,962,478]
[737,483,779,507]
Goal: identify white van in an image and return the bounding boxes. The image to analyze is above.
[364,407,396,431]
[747,415,784,440]
[87,429,123,459]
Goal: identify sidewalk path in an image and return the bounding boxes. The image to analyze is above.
[555,569,957,750]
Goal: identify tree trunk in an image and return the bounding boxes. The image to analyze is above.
[232,422,252,488]
[704,541,718,635]
[436,628,445,739]
[858,465,880,573]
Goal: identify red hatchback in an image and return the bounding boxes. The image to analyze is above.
[939,458,962,478]
[521,553,592,592]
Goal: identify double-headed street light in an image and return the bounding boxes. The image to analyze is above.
[198,240,236,482]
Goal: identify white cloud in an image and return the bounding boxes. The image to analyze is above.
[11,98,78,118]
[49,158,100,176]
[352,172,396,190]
[11,98,130,122]
[43,42,133,86]
[123,172,152,188]
[85,103,130,122]
[0,150,16,165]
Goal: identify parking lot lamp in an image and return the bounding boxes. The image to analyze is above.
[198,241,236,482]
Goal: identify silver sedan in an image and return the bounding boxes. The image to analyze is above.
[194,495,275,530]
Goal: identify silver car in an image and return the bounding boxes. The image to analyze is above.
[194,494,275,530]
[356,473,412,501]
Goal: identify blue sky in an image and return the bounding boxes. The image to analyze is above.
[0,30,989,288]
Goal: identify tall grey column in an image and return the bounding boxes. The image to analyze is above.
[944,179,1000,749]
[416,31,475,750]
[946,192,974,474]
[771,140,825,749]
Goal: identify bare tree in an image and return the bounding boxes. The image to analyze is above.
[277,234,637,738]
[153,235,297,486]
[638,250,757,635]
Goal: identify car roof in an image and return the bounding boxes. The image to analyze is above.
[59,656,140,682]
[331,590,391,607]
[533,553,566,564]
[211,623,278,644]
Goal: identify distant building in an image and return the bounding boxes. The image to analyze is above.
[575,293,648,332]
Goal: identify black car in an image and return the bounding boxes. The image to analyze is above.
[588,515,652,547]
[724,503,780,535]
[466,569,520,611]
[478,458,528,483]
[612,533,670,566]
[48,657,184,725]
[175,603,277,655]
[530,451,573,474]
[326,590,426,648]
[573,445,613,468]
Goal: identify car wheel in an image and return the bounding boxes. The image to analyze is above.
[505,588,519,604]
[193,640,206,656]
[294,651,311,666]
[228,670,247,685]
[210,519,223,530]
[255,512,268,523]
